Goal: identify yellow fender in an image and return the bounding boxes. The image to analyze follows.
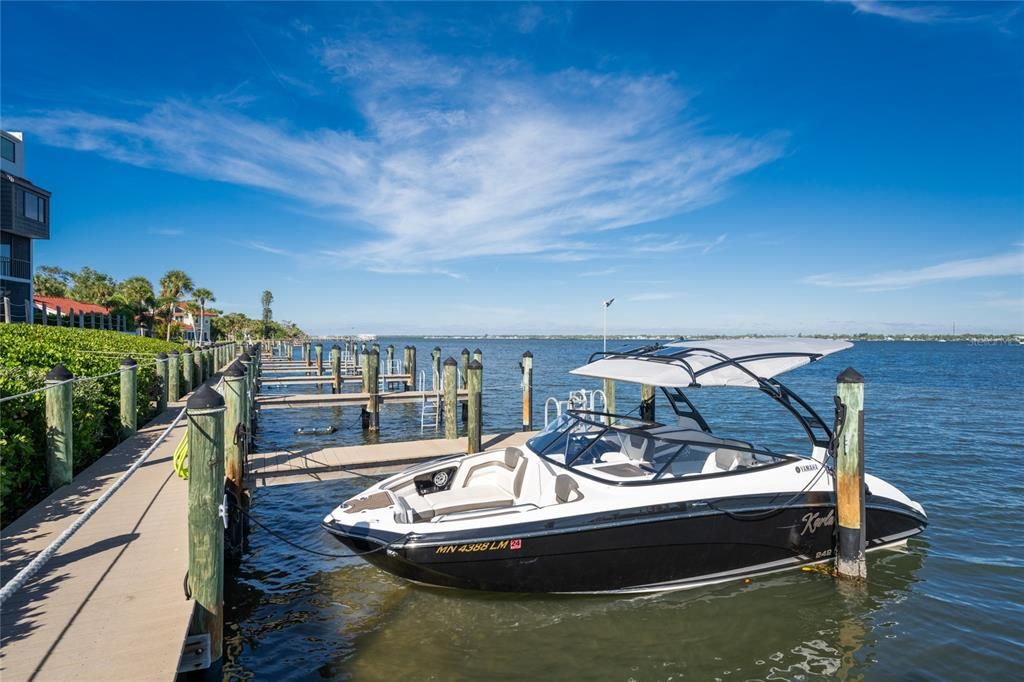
[173,434,189,480]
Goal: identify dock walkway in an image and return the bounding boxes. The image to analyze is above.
[0,401,192,681]
[248,431,536,487]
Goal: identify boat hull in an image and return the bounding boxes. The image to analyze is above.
[323,495,926,593]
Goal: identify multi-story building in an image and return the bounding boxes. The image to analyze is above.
[1,131,51,322]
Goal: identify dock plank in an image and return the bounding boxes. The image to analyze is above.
[1,403,193,682]
[248,431,537,487]
[256,389,464,409]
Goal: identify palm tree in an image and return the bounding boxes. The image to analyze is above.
[192,287,215,344]
[114,276,156,329]
[159,270,194,341]
[261,290,274,338]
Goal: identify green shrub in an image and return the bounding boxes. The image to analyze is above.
[0,326,183,525]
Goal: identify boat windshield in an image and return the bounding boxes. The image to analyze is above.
[525,412,789,485]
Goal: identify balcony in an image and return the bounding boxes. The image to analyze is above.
[0,256,32,280]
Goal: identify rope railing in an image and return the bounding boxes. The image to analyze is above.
[0,407,187,605]
[0,360,165,405]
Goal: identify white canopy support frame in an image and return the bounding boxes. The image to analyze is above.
[570,338,852,388]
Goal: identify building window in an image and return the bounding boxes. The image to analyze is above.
[21,190,46,222]
[1,137,14,163]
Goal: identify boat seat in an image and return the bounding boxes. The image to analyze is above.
[555,475,582,503]
[419,485,515,520]
[462,447,528,497]
[620,434,654,464]
[701,448,742,474]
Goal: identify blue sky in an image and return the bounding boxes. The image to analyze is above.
[2,1,1022,335]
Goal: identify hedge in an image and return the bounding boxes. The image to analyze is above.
[0,326,183,526]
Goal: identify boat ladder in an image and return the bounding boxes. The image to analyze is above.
[544,388,609,427]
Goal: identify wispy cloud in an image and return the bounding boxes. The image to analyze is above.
[629,292,678,302]
[239,240,298,257]
[10,39,781,271]
[843,1,1019,26]
[579,267,617,278]
[630,232,727,255]
[804,249,1024,292]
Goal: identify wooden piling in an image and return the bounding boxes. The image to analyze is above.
[431,347,441,391]
[222,362,248,505]
[55,305,62,327]
[521,351,533,431]
[168,351,181,402]
[467,359,482,454]
[460,348,470,386]
[386,344,394,374]
[194,348,204,386]
[835,368,867,581]
[366,348,380,431]
[45,364,74,490]
[604,379,616,421]
[331,344,342,393]
[443,357,458,439]
[360,349,370,393]
[119,357,138,440]
[403,348,411,391]
[304,342,311,367]
[155,352,169,412]
[640,384,655,422]
[182,349,194,395]
[315,343,324,377]
[402,346,411,390]
[185,385,226,667]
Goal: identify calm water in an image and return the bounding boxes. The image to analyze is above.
[224,340,1024,680]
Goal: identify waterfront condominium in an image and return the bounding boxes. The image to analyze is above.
[1,131,51,322]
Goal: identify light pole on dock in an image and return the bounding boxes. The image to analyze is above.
[603,298,615,353]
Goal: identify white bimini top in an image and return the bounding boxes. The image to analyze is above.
[569,337,852,388]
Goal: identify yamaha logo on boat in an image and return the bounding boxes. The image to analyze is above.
[800,509,835,536]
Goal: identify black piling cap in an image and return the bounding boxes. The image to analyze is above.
[46,363,74,381]
[239,352,252,363]
[169,350,180,356]
[156,352,168,359]
[462,348,470,355]
[187,383,225,410]
[120,357,137,367]
[433,346,441,352]
[444,356,458,366]
[223,361,245,378]
[473,348,483,356]
[837,367,864,384]
[468,359,483,370]
[332,344,341,350]
[522,350,533,358]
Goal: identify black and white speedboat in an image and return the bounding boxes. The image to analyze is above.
[322,338,926,593]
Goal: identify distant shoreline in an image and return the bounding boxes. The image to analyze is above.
[311,333,1024,343]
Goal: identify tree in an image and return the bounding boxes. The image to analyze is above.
[261,290,274,338]
[192,287,215,344]
[159,270,194,341]
[113,276,156,328]
[33,266,71,297]
[68,266,117,305]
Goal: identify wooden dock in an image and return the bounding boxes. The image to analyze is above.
[248,431,537,487]
[0,402,193,681]
[260,374,412,385]
[256,389,464,409]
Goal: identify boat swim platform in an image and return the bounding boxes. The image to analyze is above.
[0,401,194,682]
[256,389,467,409]
[248,431,537,488]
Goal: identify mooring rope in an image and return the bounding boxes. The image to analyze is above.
[240,506,405,559]
[0,407,188,605]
